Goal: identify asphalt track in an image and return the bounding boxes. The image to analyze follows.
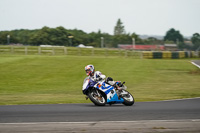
[191,60,200,68]
[0,98,200,132]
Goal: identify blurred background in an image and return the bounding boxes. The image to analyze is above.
[0,0,200,51]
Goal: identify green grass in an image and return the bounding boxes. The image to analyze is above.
[0,54,200,105]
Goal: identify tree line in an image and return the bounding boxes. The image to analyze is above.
[0,19,199,50]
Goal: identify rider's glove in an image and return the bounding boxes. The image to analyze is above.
[95,77,102,81]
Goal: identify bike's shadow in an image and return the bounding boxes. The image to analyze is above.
[83,103,134,107]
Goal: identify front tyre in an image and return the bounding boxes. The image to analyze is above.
[121,90,135,106]
[87,89,106,106]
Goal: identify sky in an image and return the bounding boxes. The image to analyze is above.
[0,0,200,37]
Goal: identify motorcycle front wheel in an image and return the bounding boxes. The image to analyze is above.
[88,89,106,106]
[121,90,135,106]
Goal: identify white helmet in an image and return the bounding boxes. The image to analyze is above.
[85,64,95,76]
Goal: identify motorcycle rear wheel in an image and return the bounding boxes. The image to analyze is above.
[88,89,106,106]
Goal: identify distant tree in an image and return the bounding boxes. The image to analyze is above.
[0,31,19,44]
[1,25,167,48]
[191,33,200,50]
[0,32,10,44]
[164,28,184,43]
[114,19,125,35]
[88,30,112,47]
[67,28,90,46]
[29,26,71,46]
[131,33,143,44]
[112,34,132,47]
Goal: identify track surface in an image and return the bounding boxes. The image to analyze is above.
[0,98,200,133]
[191,60,200,68]
[0,98,200,123]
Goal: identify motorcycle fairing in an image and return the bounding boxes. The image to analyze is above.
[107,90,124,103]
[82,77,97,94]
[95,81,124,103]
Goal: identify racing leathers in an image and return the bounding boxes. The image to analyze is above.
[89,71,116,86]
[89,71,106,82]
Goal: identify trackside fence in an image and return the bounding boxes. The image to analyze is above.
[143,51,199,59]
[0,46,142,58]
[0,45,199,59]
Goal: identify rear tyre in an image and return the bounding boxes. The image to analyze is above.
[121,90,134,106]
[88,89,106,106]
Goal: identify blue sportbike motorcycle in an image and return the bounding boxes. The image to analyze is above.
[82,77,134,106]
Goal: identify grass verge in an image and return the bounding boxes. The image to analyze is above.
[0,55,199,105]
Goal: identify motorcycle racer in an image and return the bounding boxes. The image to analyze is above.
[83,65,134,106]
[85,64,116,85]
[85,64,106,82]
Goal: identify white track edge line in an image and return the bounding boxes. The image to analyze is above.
[191,61,200,69]
[1,119,200,125]
[143,97,200,103]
